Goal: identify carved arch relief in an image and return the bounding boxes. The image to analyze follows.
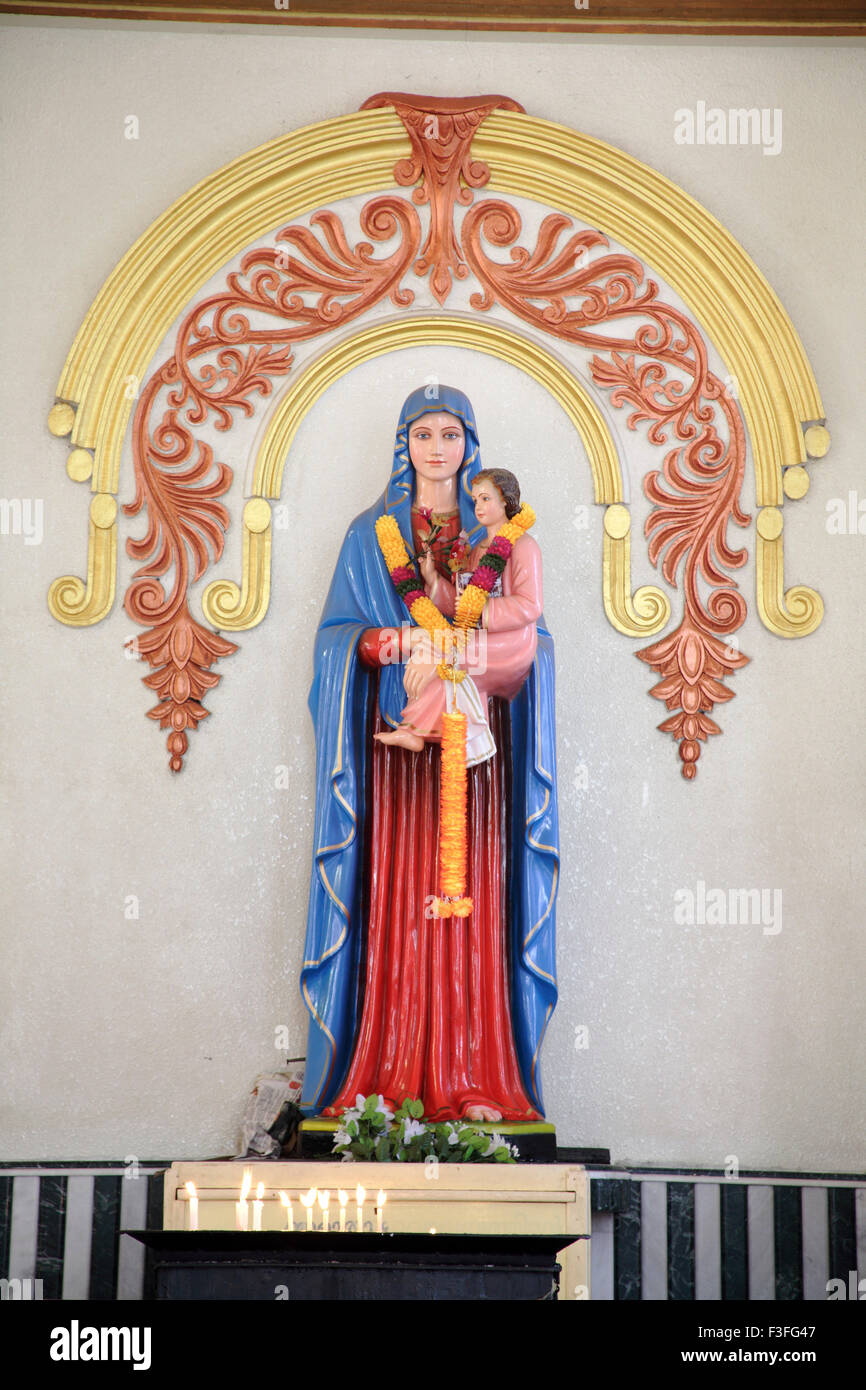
[202,314,669,641]
[45,94,828,777]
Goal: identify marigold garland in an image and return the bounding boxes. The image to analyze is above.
[375,505,535,641]
[436,662,466,684]
[374,516,452,641]
[375,504,536,923]
[431,709,473,919]
[453,503,535,632]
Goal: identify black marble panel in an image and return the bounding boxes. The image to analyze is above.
[591,1177,631,1213]
[0,1177,12,1280]
[667,1182,695,1300]
[773,1185,803,1301]
[88,1176,122,1300]
[720,1182,748,1300]
[36,1175,68,1300]
[614,1180,641,1300]
[146,1170,165,1235]
[828,1188,856,1284]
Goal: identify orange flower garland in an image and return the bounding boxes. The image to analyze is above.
[375,504,536,922]
[431,709,473,919]
[375,505,535,642]
[374,516,452,642]
[453,503,535,631]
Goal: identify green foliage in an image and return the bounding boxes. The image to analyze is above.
[332,1094,518,1164]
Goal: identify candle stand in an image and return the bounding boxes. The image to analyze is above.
[128,1230,571,1300]
[134,1160,589,1301]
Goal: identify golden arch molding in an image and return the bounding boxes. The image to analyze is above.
[44,92,829,777]
[201,315,669,640]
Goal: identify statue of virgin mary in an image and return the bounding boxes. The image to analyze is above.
[298,384,559,1123]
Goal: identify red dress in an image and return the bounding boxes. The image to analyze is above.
[323,508,541,1121]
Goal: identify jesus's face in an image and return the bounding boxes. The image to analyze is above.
[472,479,508,532]
[408,412,465,483]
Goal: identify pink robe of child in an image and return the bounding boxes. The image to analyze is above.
[398,533,543,762]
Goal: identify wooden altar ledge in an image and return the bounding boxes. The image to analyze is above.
[161,1160,590,1301]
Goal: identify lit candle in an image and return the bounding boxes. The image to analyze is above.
[300,1188,316,1232]
[355,1184,366,1231]
[280,1191,293,1232]
[376,1189,387,1234]
[338,1189,348,1232]
[184,1181,198,1232]
[253,1181,265,1232]
[318,1189,330,1231]
[235,1168,252,1232]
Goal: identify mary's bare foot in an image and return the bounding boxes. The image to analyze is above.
[374,728,424,752]
[464,1104,503,1123]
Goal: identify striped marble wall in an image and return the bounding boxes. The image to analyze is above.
[0,1163,164,1301]
[588,1170,866,1301]
[1,1163,864,1300]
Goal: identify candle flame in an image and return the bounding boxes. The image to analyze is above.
[377,1189,387,1207]
[184,1181,197,1198]
[279,1191,291,1208]
[240,1168,252,1201]
[255,1181,265,1201]
[355,1184,366,1203]
[318,1189,330,1210]
[338,1189,348,1206]
[300,1188,316,1209]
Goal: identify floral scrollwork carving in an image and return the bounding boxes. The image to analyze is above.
[362,93,523,304]
[122,94,754,778]
[124,197,422,770]
[460,200,751,777]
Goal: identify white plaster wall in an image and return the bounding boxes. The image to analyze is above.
[1,17,864,1169]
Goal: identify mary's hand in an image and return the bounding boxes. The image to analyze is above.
[408,627,433,660]
[418,547,437,587]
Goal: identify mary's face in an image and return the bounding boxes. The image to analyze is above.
[408,412,465,483]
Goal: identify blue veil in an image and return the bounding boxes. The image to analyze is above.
[298,384,559,1114]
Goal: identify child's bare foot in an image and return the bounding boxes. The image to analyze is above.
[464,1104,503,1123]
[374,728,424,752]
